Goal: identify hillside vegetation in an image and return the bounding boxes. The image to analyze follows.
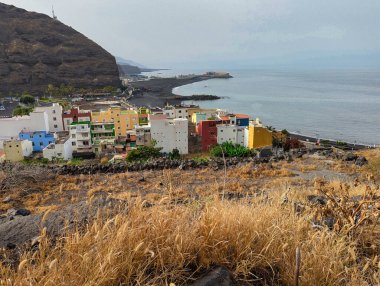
[0,149,379,285]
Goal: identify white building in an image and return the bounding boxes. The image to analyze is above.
[35,103,64,132]
[150,114,188,154]
[163,106,189,119]
[217,124,248,147]
[69,122,92,153]
[0,111,49,139]
[43,136,73,161]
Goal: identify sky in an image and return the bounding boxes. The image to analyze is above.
[2,0,380,69]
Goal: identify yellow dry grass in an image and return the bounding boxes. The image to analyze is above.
[1,192,379,286]
[0,154,379,285]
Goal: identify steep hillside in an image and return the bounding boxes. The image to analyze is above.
[0,3,120,95]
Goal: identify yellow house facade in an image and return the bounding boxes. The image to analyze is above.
[3,140,33,162]
[91,107,139,137]
[248,120,273,149]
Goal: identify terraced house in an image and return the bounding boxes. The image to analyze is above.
[91,107,139,137]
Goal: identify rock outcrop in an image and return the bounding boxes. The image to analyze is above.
[0,3,120,95]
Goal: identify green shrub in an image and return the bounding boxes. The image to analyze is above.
[168,148,181,160]
[20,94,35,105]
[40,158,49,164]
[68,158,82,166]
[13,105,33,116]
[193,156,210,163]
[210,142,253,158]
[127,146,162,162]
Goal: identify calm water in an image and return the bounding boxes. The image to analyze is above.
[145,69,380,146]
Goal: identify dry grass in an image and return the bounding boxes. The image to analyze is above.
[0,154,379,285]
[358,149,380,182]
[1,192,379,286]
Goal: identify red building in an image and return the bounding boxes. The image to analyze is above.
[197,120,218,152]
[62,107,92,131]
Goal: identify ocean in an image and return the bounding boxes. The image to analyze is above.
[144,69,380,146]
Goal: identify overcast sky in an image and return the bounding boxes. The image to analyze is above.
[2,0,380,68]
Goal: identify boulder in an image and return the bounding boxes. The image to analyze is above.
[190,266,234,286]
[307,195,327,205]
[7,208,31,217]
[355,156,368,166]
[343,153,358,162]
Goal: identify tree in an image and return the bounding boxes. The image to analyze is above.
[47,84,55,98]
[20,94,35,105]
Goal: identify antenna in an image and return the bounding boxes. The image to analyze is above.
[52,5,57,20]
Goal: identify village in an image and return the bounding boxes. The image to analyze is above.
[0,97,286,163]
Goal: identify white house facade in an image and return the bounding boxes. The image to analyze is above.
[150,115,188,154]
[0,111,49,139]
[35,103,64,132]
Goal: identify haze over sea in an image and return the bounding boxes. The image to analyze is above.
[145,68,380,146]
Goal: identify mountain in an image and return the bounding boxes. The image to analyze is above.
[116,56,168,76]
[0,3,120,95]
[115,57,147,69]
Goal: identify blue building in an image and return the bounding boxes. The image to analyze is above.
[226,114,250,127]
[19,131,55,152]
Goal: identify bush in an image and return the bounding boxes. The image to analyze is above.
[281,129,290,136]
[193,156,210,163]
[168,148,181,160]
[126,146,162,162]
[13,105,33,116]
[40,158,49,164]
[210,142,252,158]
[20,94,35,105]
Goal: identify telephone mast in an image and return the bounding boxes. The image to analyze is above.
[52,5,57,20]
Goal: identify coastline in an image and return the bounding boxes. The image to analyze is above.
[128,74,230,107]
[126,73,378,148]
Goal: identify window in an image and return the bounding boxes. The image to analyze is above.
[54,124,58,128]
[40,142,43,146]
[83,141,89,146]
[72,142,76,146]
[72,134,76,138]
[53,110,56,114]
[82,133,89,137]
[32,142,35,146]
[53,117,57,121]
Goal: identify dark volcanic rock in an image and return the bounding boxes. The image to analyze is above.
[355,156,368,166]
[190,266,234,286]
[0,3,120,94]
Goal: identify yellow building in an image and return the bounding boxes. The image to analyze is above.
[3,140,33,162]
[91,107,139,137]
[248,119,273,149]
